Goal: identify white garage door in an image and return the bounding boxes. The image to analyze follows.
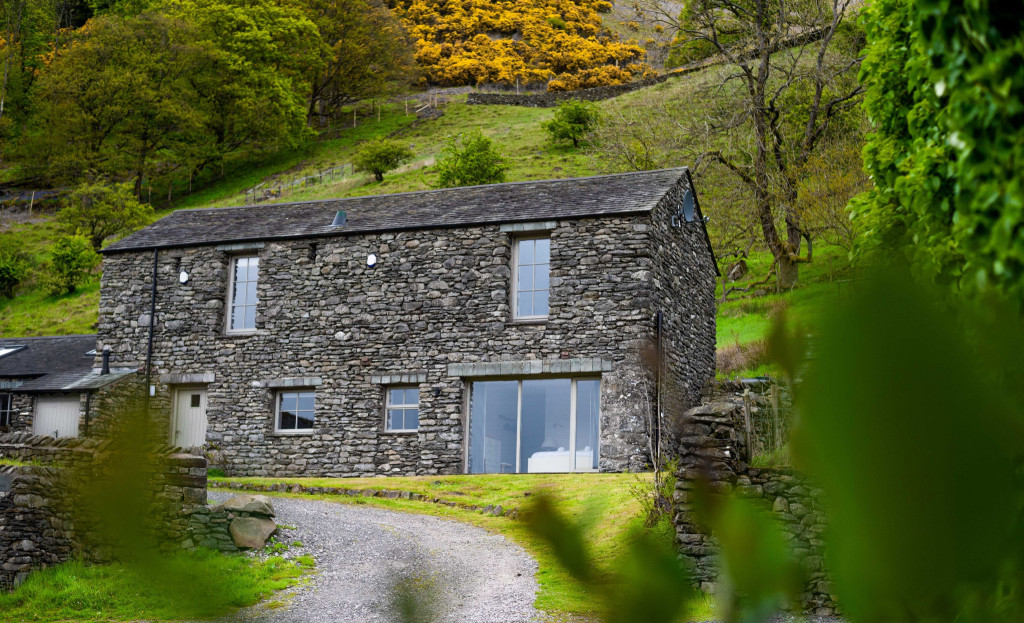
[34,395,81,438]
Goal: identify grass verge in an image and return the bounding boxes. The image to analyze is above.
[0,549,313,623]
[211,473,714,621]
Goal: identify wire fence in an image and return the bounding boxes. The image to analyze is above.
[741,381,793,467]
[243,164,356,204]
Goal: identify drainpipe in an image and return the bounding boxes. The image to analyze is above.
[144,249,159,410]
[83,390,92,437]
[655,310,664,470]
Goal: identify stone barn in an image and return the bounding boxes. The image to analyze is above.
[94,168,718,477]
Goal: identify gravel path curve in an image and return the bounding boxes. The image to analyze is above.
[210,491,541,623]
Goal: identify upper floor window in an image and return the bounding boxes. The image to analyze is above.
[513,237,550,320]
[276,390,315,433]
[227,256,259,333]
[386,387,420,432]
[0,393,12,429]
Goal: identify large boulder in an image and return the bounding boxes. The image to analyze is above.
[222,494,275,517]
[229,517,278,549]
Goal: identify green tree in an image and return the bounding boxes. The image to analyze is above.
[633,0,865,289]
[58,180,155,251]
[0,236,30,298]
[353,138,413,182]
[543,100,600,148]
[298,0,414,126]
[852,0,1024,308]
[21,12,211,191]
[163,0,322,171]
[22,0,321,191]
[434,130,508,188]
[45,234,99,295]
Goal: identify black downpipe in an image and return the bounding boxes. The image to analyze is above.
[83,390,91,437]
[655,310,663,468]
[144,249,159,409]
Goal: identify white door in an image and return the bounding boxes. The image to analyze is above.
[34,395,81,438]
[171,388,208,449]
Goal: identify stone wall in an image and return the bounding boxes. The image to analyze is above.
[96,183,716,477]
[465,76,672,107]
[0,382,34,433]
[671,395,837,615]
[0,433,234,591]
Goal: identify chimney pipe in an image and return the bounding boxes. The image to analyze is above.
[101,347,110,375]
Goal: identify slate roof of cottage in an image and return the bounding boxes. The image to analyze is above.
[0,334,133,393]
[0,335,96,377]
[103,168,695,253]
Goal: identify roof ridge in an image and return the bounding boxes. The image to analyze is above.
[170,167,690,214]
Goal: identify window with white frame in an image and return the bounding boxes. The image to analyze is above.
[0,393,12,429]
[513,237,550,319]
[276,390,315,432]
[227,256,259,332]
[386,387,419,432]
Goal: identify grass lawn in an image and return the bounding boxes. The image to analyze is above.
[0,549,314,622]
[211,473,715,621]
[715,244,854,379]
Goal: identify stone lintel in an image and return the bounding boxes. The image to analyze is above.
[369,373,427,385]
[215,242,266,252]
[499,220,557,233]
[159,372,215,385]
[267,377,323,389]
[447,358,612,378]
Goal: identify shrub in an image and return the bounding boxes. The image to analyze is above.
[543,100,600,148]
[58,181,154,251]
[434,130,508,188]
[45,235,99,295]
[353,138,413,182]
[0,238,31,299]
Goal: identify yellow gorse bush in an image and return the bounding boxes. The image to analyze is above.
[395,0,647,90]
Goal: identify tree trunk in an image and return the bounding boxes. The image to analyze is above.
[778,254,799,289]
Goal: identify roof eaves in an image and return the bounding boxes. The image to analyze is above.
[100,207,663,255]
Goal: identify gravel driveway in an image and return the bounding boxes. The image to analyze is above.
[210,491,541,623]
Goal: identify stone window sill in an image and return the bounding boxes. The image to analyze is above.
[219,330,260,340]
[383,429,419,435]
[509,317,548,326]
[271,430,316,437]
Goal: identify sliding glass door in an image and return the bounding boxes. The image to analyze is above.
[468,378,600,474]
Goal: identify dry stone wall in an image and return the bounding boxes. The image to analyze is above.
[96,197,716,477]
[671,393,838,615]
[0,433,234,591]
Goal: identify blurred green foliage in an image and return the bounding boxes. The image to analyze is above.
[530,268,1024,623]
[525,494,693,623]
[853,0,1024,308]
[792,270,1024,622]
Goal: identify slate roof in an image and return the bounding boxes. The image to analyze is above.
[0,335,133,393]
[103,168,692,253]
[0,335,96,377]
